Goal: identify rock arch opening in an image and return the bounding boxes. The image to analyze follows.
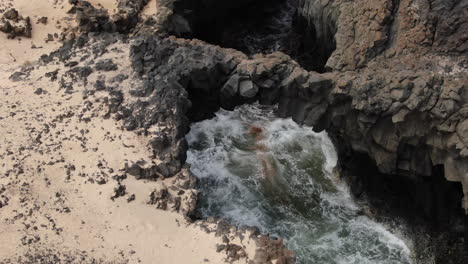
[129,35,467,262]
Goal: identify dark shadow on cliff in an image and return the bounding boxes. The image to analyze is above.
[168,0,336,73]
[334,141,468,264]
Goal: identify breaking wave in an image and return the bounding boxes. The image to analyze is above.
[187,104,412,264]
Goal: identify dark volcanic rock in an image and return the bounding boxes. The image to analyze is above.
[67,66,93,78]
[95,59,118,71]
[296,0,468,71]
[94,78,106,91]
[0,20,12,33]
[111,184,126,200]
[3,9,19,21]
[112,0,150,33]
[145,2,467,259]
[9,71,27,82]
[34,88,45,95]
[0,8,32,39]
[69,1,114,32]
[45,0,466,260]
[69,0,153,33]
[37,16,48,25]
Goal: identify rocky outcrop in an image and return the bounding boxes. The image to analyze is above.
[298,0,467,71]
[294,0,468,214]
[323,67,467,203]
[128,36,336,175]
[68,0,153,33]
[150,0,467,262]
[196,218,296,264]
[319,64,467,262]
[159,0,467,210]
[148,10,467,213]
[127,32,467,218]
[0,8,32,39]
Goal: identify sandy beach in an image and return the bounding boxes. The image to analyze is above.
[0,1,263,263]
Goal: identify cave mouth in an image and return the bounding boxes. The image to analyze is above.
[186,0,336,73]
[336,146,468,263]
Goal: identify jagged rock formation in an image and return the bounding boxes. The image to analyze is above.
[150,0,467,262]
[128,36,331,168]
[0,8,32,38]
[295,0,468,223]
[298,0,468,71]
[155,0,467,214]
[126,33,467,262]
[69,0,152,33]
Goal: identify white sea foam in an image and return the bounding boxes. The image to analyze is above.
[187,103,413,264]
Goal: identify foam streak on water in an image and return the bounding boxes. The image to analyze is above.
[186,104,412,264]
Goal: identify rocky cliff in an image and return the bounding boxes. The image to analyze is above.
[294,0,468,226]
[158,0,467,182]
[151,0,467,262]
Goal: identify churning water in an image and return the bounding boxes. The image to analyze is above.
[186,104,412,264]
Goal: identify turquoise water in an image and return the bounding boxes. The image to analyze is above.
[186,104,412,264]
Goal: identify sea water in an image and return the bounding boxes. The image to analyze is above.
[186,104,412,264]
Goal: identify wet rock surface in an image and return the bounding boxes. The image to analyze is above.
[196,218,296,264]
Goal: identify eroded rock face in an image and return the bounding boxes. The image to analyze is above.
[294,0,468,213]
[325,69,467,180]
[155,0,468,211]
[128,31,467,218]
[128,36,336,179]
[298,0,468,71]
[151,0,467,262]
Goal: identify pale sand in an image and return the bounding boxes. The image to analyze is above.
[88,0,118,12]
[0,1,259,263]
[0,0,73,66]
[0,42,257,263]
[141,0,158,18]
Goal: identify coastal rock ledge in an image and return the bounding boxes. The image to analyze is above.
[153,0,467,262]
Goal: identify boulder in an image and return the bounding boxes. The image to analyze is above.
[239,79,258,98]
